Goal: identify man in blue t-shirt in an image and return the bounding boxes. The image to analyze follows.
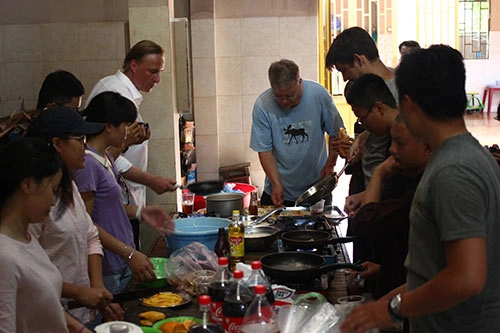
[250,59,344,207]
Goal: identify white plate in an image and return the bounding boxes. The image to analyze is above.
[95,321,142,333]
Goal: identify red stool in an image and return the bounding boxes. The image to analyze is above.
[482,84,500,114]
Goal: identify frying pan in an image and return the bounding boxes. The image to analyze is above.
[281,230,355,250]
[184,181,224,195]
[295,163,348,207]
[260,252,363,282]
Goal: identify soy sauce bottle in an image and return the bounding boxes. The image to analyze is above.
[248,191,258,216]
[215,227,230,258]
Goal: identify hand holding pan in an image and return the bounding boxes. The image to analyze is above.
[295,163,349,207]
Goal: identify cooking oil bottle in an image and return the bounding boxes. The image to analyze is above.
[228,210,245,271]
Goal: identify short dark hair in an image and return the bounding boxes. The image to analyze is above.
[346,73,397,110]
[398,40,421,52]
[268,59,300,89]
[36,70,84,110]
[0,137,64,210]
[325,27,379,70]
[396,44,467,119]
[123,40,164,72]
[83,92,138,129]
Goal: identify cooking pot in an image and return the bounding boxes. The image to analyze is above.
[281,230,355,250]
[205,193,244,218]
[244,225,280,252]
[260,252,363,282]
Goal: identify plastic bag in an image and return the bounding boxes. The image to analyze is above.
[164,242,218,294]
[278,292,341,333]
[222,183,244,194]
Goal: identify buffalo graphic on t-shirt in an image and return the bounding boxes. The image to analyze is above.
[283,124,309,144]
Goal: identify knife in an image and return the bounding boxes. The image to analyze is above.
[67,288,163,309]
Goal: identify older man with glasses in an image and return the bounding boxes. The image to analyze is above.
[250,59,344,207]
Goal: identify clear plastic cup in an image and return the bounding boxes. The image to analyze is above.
[193,275,212,295]
[182,191,195,215]
[309,199,325,214]
[337,295,365,322]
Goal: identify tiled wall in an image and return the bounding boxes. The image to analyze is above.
[0,22,125,117]
[191,0,319,194]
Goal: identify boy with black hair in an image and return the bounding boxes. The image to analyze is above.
[341,44,500,333]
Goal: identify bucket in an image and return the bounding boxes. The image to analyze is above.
[166,217,231,252]
[231,182,257,208]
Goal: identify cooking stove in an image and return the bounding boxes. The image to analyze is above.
[274,214,344,257]
[267,212,346,293]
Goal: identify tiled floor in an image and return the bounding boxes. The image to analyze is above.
[334,111,500,260]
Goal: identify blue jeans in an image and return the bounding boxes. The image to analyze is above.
[103,266,133,294]
[86,267,132,329]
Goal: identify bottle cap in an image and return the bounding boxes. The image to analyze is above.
[233,270,243,279]
[198,294,211,305]
[219,257,229,265]
[254,285,266,294]
[251,261,262,270]
[232,210,240,216]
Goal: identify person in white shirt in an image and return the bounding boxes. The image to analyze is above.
[0,138,92,333]
[85,40,177,250]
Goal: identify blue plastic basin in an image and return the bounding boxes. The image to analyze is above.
[165,217,230,253]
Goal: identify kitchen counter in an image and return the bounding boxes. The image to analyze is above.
[122,222,350,326]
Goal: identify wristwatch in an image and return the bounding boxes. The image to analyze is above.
[388,293,404,323]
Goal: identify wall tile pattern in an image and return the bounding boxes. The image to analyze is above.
[191,1,319,192]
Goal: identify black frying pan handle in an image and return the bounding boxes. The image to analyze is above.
[331,236,357,244]
[317,263,364,274]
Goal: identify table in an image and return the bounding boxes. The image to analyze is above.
[122,222,350,325]
[482,85,500,114]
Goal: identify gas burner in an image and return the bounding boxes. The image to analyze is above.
[279,241,337,256]
[277,215,333,232]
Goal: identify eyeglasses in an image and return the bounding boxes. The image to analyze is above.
[357,103,375,125]
[273,80,301,102]
[66,135,87,144]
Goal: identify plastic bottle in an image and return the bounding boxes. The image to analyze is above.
[208,257,233,325]
[214,227,230,258]
[245,261,274,306]
[228,210,245,272]
[241,285,279,333]
[189,295,224,333]
[248,192,258,216]
[222,270,254,333]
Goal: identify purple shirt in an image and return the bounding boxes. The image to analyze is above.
[72,146,134,275]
